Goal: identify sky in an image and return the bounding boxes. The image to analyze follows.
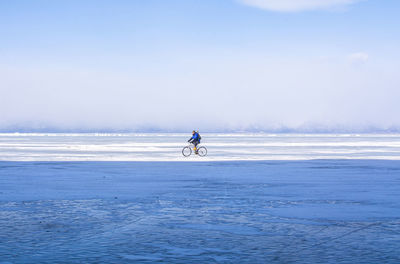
[0,0,399,132]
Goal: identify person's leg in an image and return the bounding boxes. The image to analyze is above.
[194,141,199,153]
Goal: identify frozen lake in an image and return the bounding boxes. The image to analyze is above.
[0,134,399,263]
[1,133,400,161]
[1,160,400,263]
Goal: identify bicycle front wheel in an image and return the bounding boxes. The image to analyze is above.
[182,146,192,157]
[197,146,207,157]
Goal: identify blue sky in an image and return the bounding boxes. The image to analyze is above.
[1,0,399,132]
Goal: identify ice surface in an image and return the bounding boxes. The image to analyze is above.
[1,133,400,161]
[0,160,400,263]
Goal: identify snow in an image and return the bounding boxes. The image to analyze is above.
[1,133,400,161]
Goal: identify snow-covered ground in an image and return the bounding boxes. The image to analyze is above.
[1,133,400,161]
[0,134,399,263]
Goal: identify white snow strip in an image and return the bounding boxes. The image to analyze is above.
[0,133,400,161]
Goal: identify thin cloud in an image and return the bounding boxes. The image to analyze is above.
[238,0,361,12]
[348,52,369,64]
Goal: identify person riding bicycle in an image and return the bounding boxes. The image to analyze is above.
[188,130,201,154]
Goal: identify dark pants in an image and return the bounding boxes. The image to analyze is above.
[192,140,200,148]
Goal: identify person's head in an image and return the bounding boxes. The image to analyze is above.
[192,130,195,135]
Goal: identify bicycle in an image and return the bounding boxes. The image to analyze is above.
[182,143,207,157]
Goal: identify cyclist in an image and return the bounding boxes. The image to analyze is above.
[188,130,201,154]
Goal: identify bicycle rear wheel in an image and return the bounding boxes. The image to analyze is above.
[197,146,207,157]
[182,146,192,157]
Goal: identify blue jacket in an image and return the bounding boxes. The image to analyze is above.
[189,132,200,142]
